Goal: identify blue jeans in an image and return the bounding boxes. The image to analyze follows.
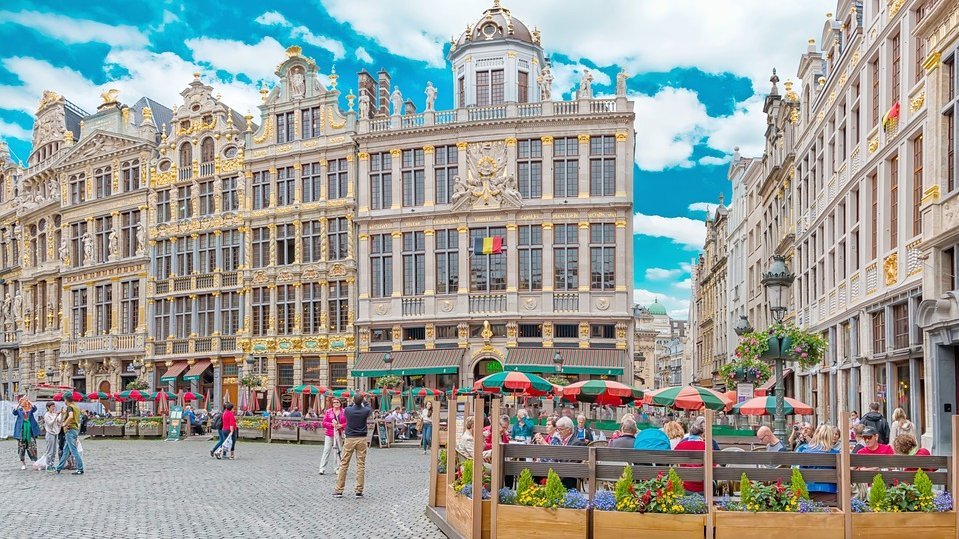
[211,429,236,453]
[421,422,433,450]
[56,429,83,472]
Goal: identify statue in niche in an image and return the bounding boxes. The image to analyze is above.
[358,89,371,118]
[538,66,553,101]
[135,221,145,254]
[108,228,119,260]
[2,295,11,325]
[289,67,306,98]
[616,68,628,97]
[390,86,403,116]
[424,82,437,111]
[82,230,95,265]
[578,69,593,99]
[58,235,69,261]
[12,292,22,321]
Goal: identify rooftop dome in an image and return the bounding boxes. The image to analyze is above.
[453,1,539,49]
[647,299,668,316]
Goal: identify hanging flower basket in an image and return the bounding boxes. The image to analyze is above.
[734,323,826,370]
[720,358,772,385]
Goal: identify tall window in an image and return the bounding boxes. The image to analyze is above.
[156,189,171,223]
[69,173,85,205]
[221,230,241,272]
[221,291,240,335]
[554,224,579,291]
[517,225,542,291]
[872,311,886,353]
[121,160,140,192]
[198,181,214,216]
[303,162,323,203]
[276,284,295,335]
[517,139,542,199]
[251,287,268,336]
[890,156,899,249]
[95,284,112,334]
[328,281,348,333]
[590,223,616,290]
[891,34,901,105]
[402,149,425,207]
[252,227,269,268]
[871,59,880,128]
[94,166,112,199]
[302,107,322,139]
[458,76,465,107]
[435,229,459,295]
[328,217,348,261]
[302,220,323,263]
[155,239,172,279]
[94,216,111,263]
[469,226,506,292]
[173,297,191,338]
[197,294,215,336]
[303,283,323,333]
[553,137,579,197]
[946,54,957,192]
[200,137,214,164]
[252,170,271,210]
[370,152,392,209]
[913,136,923,236]
[276,166,295,206]
[36,223,46,265]
[120,280,138,333]
[517,71,529,103]
[177,185,192,219]
[476,69,505,106]
[176,236,194,275]
[179,143,193,172]
[120,209,139,258]
[402,232,425,295]
[153,299,170,341]
[197,232,215,273]
[276,111,294,143]
[276,224,295,265]
[434,146,458,205]
[327,158,348,199]
[589,135,616,196]
[370,234,393,298]
[870,172,878,259]
[892,303,909,349]
[71,288,87,338]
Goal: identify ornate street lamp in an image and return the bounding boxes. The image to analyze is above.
[761,255,795,440]
[553,350,564,373]
[733,315,753,337]
[383,352,393,371]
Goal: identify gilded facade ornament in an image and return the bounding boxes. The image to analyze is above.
[883,253,898,286]
[450,141,522,211]
[909,91,925,112]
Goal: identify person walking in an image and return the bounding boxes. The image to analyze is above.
[210,403,237,460]
[320,397,346,475]
[334,394,372,498]
[53,393,83,475]
[860,402,890,445]
[420,401,434,454]
[13,397,39,470]
[42,402,62,470]
[889,407,915,443]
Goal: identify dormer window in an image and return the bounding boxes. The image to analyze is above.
[476,69,504,106]
[481,23,498,39]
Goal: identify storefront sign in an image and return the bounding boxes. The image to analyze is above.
[737,383,754,404]
[167,405,183,441]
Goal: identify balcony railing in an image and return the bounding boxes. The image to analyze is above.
[178,168,193,181]
[61,333,146,356]
[199,162,215,177]
[401,297,424,316]
[468,105,508,121]
[469,294,507,314]
[553,293,580,313]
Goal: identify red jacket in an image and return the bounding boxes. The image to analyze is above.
[674,438,706,493]
[322,408,346,437]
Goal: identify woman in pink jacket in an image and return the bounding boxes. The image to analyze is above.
[319,397,347,475]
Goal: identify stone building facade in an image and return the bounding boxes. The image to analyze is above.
[692,199,730,387]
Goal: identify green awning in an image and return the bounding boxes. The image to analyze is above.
[159,361,189,383]
[504,348,625,376]
[352,349,464,377]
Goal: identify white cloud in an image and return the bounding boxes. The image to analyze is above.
[680,262,693,273]
[0,57,101,115]
[631,87,709,171]
[705,95,767,157]
[0,119,32,142]
[633,212,705,249]
[551,62,612,98]
[186,37,287,81]
[355,47,374,63]
[0,10,148,49]
[688,202,719,214]
[675,278,693,290]
[255,11,291,27]
[291,26,346,60]
[698,155,729,166]
[634,288,691,319]
[646,267,682,280]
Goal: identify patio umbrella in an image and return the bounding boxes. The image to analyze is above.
[446,387,479,397]
[288,384,328,395]
[181,391,202,401]
[404,387,443,398]
[118,389,150,401]
[153,391,177,401]
[252,390,262,412]
[473,371,553,396]
[331,389,365,399]
[86,391,112,401]
[53,391,85,402]
[367,388,400,397]
[561,380,644,407]
[269,389,282,414]
[203,389,211,412]
[647,385,729,411]
[732,395,814,416]
[157,391,169,415]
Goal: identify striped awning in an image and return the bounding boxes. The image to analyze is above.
[183,359,211,382]
[504,348,625,376]
[159,361,189,383]
[352,349,465,377]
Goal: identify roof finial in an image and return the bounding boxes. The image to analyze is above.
[769,68,780,95]
[718,193,725,206]
[493,0,501,8]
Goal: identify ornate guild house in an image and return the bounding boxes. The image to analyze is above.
[0,2,636,405]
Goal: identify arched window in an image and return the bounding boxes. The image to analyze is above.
[200,137,215,163]
[179,143,193,168]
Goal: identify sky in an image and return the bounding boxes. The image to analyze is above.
[0,0,833,319]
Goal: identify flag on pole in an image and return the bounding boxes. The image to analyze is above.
[473,236,503,255]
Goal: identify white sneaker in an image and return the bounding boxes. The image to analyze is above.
[20,464,26,470]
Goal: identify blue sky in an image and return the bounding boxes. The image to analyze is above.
[0,0,833,318]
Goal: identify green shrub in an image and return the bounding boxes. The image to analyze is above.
[461,459,474,486]
[543,469,568,509]
[914,469,933,499]
[790,468,809,500]
[668,467,685,497]
[517,468,534,499]
[869,474,887,511]
[614,466,634,504]
[739,473,753,506]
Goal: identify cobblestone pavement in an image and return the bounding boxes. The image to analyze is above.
[0,437,445,539]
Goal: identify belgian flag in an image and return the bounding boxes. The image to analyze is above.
[473,236,503,255]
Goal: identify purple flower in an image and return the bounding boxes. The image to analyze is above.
[801,352,808,358]
[934,491,953,512]
[794,347,802,353]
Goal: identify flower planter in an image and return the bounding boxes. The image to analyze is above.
[86,425,104,437]
[760,336,793,360]
[714,509,844,539]
[270,422,299,442]
[102,425,125,437]
[138,423,163,437]
[239,427,266,440]
[433,474,447,508]
[496,505,587,539]
[124,422,138,437]
[593,511,705,539]
[851,511,957,539]
[298,426,326,443]
[446,487,490,539]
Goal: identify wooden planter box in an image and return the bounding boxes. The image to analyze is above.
[851,511,957,539]
[124,423,138,437]
[102,425,125,437]
[446,486,490,539]
[239,428,265,440]
[715,509,844,539]
[496,505,587,539]
[433,473,447,508]
[138,423,163,437]
[298,427,326,443]
[593,510,705,539]
[270,422,299,442]
[86,425,104,437]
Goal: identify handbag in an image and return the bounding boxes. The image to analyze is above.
[221,432,234,453]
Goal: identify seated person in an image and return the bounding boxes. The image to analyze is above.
[634,416,671,450]
[608,418,638,449]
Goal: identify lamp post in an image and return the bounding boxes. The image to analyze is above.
[761,255,795,440]
[553,350,563,373]
[733,315,753,337]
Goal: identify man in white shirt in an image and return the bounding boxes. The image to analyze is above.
[43,402,62,470]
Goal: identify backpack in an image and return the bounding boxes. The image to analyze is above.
[212,413,223,431]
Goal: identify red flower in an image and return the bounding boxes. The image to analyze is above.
[540,478,548,485]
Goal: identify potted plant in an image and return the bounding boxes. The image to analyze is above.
[735,323,826,368]
[592,467,707,538]
[850,471,956,538]
[375,374,402,389]
[714,470,843,539]
[495,468,588,539]
[124,418,139,437]
[137,417,164,437]
[446,459,492,538]
[270,418,300,442]
[297,420,325,443]
[237,416,267,439]
[719,358,772,385]
[126,379,149,390]
[89,417,127,437]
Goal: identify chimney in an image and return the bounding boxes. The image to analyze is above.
[377,69,391,117]
[404,99,416,115]
[357,70,376,119]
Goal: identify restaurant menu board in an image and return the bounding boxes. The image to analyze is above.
[167,405,183,441]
